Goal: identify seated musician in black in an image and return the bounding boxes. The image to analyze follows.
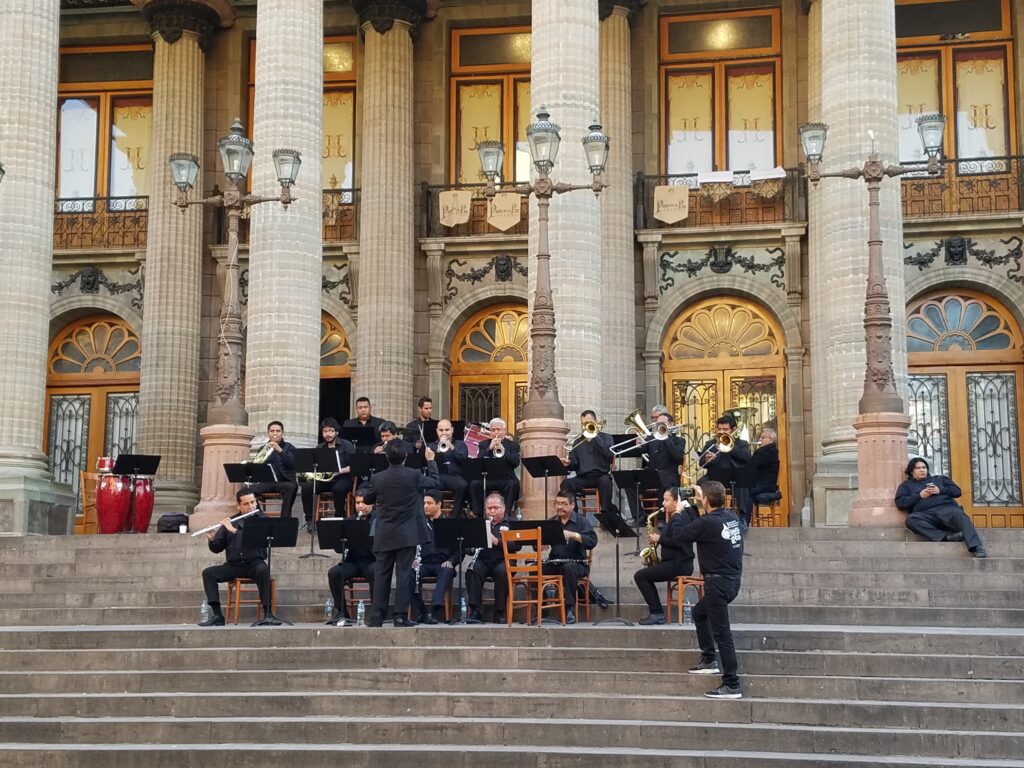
[343,395,385,434]
[634,486,701,625]
[406,395,439,455]
[325,487,377,625]
[469,418,521,516]
[411,490,460,624]
[299,417,355,527]
[247,420,298,517]
[199,488,279,626]
[373,421,416,458]
[465,493,519,622]
[543,490,598,625]
[560,409,615,514]
[624,411,687,524]
[429,418,469,517]
[750,427,781,505]
[698,413,751,524]
[895,457,986,558]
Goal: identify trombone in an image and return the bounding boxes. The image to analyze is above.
[610,410,652,456]
[563,418,606,453]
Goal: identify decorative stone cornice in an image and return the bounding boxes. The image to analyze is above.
[352,0,427,36]
[140,0,223,52]
[598,0,638,24]
[62,0,132,8]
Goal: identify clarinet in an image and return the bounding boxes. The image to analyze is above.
[413,544,422,594]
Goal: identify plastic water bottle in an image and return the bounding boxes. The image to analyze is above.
[324,597,334,621]
[200,600,210,623]
[683,596,694,625]
[460,595,468,621]
[356,599,366,627]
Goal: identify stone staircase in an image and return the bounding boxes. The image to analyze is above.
[0,527,1021,766]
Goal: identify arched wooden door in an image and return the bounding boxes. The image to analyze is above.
[45,315,141,533]
[662,297,789,521]
[450,304,528,432]
[907,290,1024,527]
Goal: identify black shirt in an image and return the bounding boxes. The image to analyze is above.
[479,438,521,479]
[675,507,744,578]
[208,512,267,565]
[656,505,700,568]
[568,432,614,475]
[750,442,780,494]
[421,515,458,566]
[697,437,751,471]
[429,439,470,478]
[546,510,598,563]
[263,441,296,483]
[315,439,355,475]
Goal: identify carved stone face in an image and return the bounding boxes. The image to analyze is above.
[944,237,967,265]
[80,267,100,293]
[495,254,513,282]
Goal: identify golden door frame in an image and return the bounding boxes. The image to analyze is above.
[907,289,1024,527]
[449,304,528,433]
[661,297,789,521]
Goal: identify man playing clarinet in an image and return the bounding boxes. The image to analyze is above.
[543,490,598,625]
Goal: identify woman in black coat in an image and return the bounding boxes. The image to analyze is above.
[894,457,986,558]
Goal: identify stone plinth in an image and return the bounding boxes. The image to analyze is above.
[192,423,256,531]
[849,411,911,527]
[517,418,570,520]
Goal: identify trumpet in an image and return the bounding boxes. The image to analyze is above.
[437,437,453,453]
[189,509,259,537]
[492,441,505,459]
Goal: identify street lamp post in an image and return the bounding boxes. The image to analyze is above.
[476,109,609,516]
[169,118,301,425]
[800,113,945,524]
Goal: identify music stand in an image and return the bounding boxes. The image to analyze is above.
[611,468,660,556]
[450,421,466,441]
[241,516,298,626]
[481,457,509,501]
[409,421,438,447]
[405,453,427,471]
[111,454,160,534]
[224,463,277,486]
[434,517,488,625]
[339,426,376,452]
[594,510,635,626]
[348,453,388,481]
[522,456,569,518]
[292,448,337,560]
[318,517,373,626]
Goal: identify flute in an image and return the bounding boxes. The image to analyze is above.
[189,509,259,537]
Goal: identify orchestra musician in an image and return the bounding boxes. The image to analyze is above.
[343,396,385,434]
[362,440,440,627]
[373,421,416,457]
[465,493,519,623]
[299,417,355,528]
[633,486,700,625]
[429,418,469,517]
[895,457,986,558]
[624,411,687,524]
[750,427,781,506]
[406,395,439,454]
[698,413,751,525]
[324,487,376,625]
[410,489,460,624]
[248,420,298,517]
[543,490,598,625]
[198,489,279,627]
[469,418,521,516]
[560,409,615,514]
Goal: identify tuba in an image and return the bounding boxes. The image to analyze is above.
[639,507,665,567]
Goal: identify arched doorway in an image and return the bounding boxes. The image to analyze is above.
[450,304,528,432]
[662,297,789,520]
[45,315,141,533]
[907,290,1024,527]
[319,311,353,425]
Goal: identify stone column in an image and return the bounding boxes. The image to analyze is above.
[598,2,636,424]
[0,0,75,534]
[810,0,908,524]
[353,0,424,421]
[138,0,229,518]
[245,0,324,447]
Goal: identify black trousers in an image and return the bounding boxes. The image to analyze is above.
[300,475,352,521]
[633,560,693,613]
[327,559,375,619]
[542,561,589,609]
[201,561,271,610]
[469,477,520,516]
[693,574,741,688]
[249,480,298,518]
[561,471,613,512]
[466,557,509,617]
[906,505,983,551]
[411,561,457,615]
[437,474,469,517]
[371,546,417,625]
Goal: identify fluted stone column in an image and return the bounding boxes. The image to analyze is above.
[599,2,636,424]
[353,0,424,421]
[245,0,324,447]
[0,0,75,534]
[810,0,908,524]
[138,0,228,517]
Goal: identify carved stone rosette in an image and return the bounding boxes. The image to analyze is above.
[351,0,427,36]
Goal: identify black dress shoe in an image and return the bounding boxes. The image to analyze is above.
[944,531,965,542]
[197,614,225,627]
[972,546,988,558]
[259,613,283,626]
[493,613,506,624]
[597,596,611,609]
[417,613,438,625]
[393,616,417,627]
[565,610,577,625]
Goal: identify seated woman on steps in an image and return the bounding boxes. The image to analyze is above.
[894,457,986,558]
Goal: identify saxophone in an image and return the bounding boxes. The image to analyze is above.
[639,507,665,567]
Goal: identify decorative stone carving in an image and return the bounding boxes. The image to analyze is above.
[904,236,1023,282]
[444,255,527,304]
[322,262,353,307]
[51,266,144,310]
[659,246,785,292]
[351,0,426,35]
[141,0,222,52]
[598,0,638,24]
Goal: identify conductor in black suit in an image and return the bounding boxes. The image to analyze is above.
[362,440,440,627]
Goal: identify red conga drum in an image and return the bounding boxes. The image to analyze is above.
[130,477,156,533]
[96,475,130,533]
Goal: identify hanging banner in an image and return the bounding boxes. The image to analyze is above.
[487,192,522,232]
[653,185,690,224]
[438,189,472,227]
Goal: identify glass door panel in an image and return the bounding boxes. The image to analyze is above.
[104,392,139,460]
[47,394,91,518]
[908,372,952,476]
[966,370,1022,511]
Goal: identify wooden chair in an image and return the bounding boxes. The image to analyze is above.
[344,577,372,619]
[78,471,100,535]
[753,499,784,527]
[226,577,277,625]
[502,528,565,626]
[574,549,595,621]
[639,489,662,515]
[411,577,453,621]
[256,491,283,517]
[576,488,601,519]
[666,576,705,625]
[315,495,335,521]
[440,490,456,518]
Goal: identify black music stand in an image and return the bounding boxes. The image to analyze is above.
[481,457,509,500]
[340,426,376,452]
[522,456,569,518]
[450,421,467,441]
[292,448,339,560]
[405,453,427,471]
[111,454,160,534]
[241,516,298,626]
[612,468,660,555]
[435,517,488,625]
[409,421,438,448]
[224,462,277,486]
[594,510,635,626]
[317,517,373,626]
[348,453,388,481]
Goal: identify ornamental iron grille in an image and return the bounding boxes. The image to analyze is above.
[459,384,502,428]
[729,376,778,440]
[103,393,138,460]
[53,196,149,250]
[514,381,529,431]
[48,395,91,516]
[967,371,1022,507]
[671,379,718,484]
[907,374,952,477]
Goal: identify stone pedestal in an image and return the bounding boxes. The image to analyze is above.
[192,424,256,531]
[0,472,76,537]
[516,418,569,520]
[849,412,911,527]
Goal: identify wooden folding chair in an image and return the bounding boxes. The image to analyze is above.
[666,576,705,625]
[226,577,277,625]
[502,528,565,626]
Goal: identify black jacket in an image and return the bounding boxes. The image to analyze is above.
[263,441,296,483]
[429,439,470,478]
[750,442,780,495]
[208,512,267,565]
[644,435,686,488]
[567,432,614,475]
[479,438,521,479]
[895,475,963,514]
[697,437,751,470]
[363,462,440,552]
[546,510,598,563]
[676,507,744,578]
[655,506,700,570]
[343,416,385,431]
